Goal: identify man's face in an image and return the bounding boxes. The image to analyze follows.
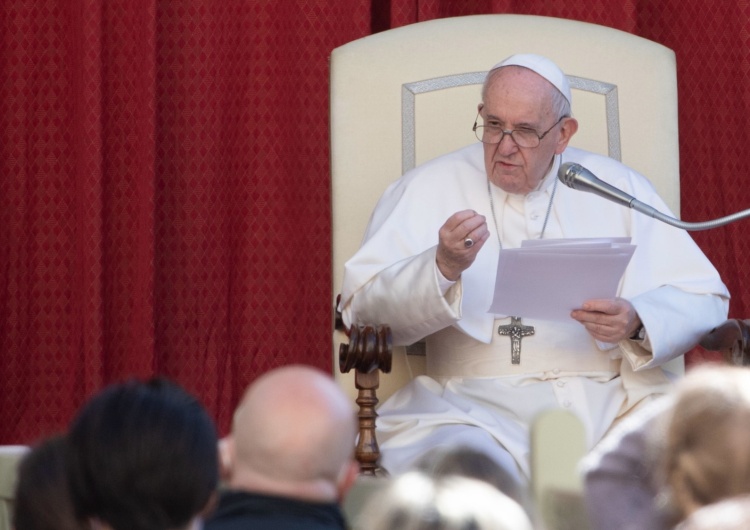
[480,67,576,195]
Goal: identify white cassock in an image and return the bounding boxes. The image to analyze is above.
[339,143,729,482]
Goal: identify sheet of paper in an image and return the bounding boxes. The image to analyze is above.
[520,237,633,247]
[489,238,635,322]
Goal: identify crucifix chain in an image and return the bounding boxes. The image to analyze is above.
[487,159,559,364]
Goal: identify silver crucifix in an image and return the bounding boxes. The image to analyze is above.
[497,316,535,364]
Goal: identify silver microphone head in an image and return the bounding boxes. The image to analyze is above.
[558,162,584,188]
[556,162,635,208]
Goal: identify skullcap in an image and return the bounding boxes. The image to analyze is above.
[490,54,571,105]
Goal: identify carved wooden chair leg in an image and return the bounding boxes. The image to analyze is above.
[353,369,380,476]
[339,324,392,476]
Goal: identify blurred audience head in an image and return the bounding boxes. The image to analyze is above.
[675,494,750,530]
[13,435,82,530]
[662,364,750,523]
[224,364,358,502]
[415,445,526,508]
[67,378,219,530]
[357,471,533,530]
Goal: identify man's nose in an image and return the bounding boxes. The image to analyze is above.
[496,131,518,153]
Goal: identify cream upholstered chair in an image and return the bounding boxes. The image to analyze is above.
[330,14,682,485]
[0,445,29,530]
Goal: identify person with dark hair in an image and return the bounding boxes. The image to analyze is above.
[66,378,219,530]
[13,434,82,530]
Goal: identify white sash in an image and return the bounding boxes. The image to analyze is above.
[426,319,621,380]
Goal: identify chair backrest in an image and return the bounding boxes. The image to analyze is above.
[0,445,29,530]
[331,14,682,400]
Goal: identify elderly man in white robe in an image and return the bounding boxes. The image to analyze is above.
[338,53,729,486]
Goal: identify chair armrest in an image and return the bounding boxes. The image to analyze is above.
[337,319,393,476]
[699,318,750,366]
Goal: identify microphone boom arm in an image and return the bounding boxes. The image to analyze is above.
[559,162,750,231]
[630,199,750,231]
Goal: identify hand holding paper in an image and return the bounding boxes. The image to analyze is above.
[488,238,636,322]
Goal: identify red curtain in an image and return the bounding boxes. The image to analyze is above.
[1,0,748,443]
[0,0,371,443]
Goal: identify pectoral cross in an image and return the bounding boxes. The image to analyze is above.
[498,317,535,364]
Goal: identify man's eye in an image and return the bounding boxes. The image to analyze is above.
[487,122,502,129]
[516,128,537,136]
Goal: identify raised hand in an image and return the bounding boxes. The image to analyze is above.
[436,210,490,281]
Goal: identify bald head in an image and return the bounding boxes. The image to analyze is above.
[229,365,358,497]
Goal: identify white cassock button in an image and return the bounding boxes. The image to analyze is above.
[556,380,566,388]
[552,368,561,375]
[563,400,572,408]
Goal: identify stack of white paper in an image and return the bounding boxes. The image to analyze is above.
[489,238,636,322]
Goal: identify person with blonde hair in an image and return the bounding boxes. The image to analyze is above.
[357,471,533,530]
[583,364,750,529]
[661,364,750,525]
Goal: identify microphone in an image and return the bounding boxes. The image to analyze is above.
[557,162,750,231]
[558,162,642,210]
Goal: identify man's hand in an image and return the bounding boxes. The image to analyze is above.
[436,210,489,281]
[571,298,642,343]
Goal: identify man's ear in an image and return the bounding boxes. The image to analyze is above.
[218,435,234,482]
[555,116,578,154]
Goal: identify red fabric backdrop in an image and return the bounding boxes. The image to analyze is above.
[1,0,748,443]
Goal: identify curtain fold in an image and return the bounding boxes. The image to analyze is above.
[0,0,747,443]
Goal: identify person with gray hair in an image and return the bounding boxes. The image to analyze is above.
[414,445,527,509]
[338,53,729,489]
[675,495,750,530]
[205,364,359,530]
[357,471,533,530]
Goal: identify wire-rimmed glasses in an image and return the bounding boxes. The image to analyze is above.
[473,113,566,148]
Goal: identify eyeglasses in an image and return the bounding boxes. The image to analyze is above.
[472,113,567,148]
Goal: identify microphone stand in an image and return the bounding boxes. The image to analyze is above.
[632,202,750,231]
[559,162,750,231]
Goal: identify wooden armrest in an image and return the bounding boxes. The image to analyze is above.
[338,319,393,476]
[339,324,392,375]
[699,318,750,366]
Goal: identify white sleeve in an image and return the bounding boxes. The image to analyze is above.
[620,285,729,370]
[340,246,462,346]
